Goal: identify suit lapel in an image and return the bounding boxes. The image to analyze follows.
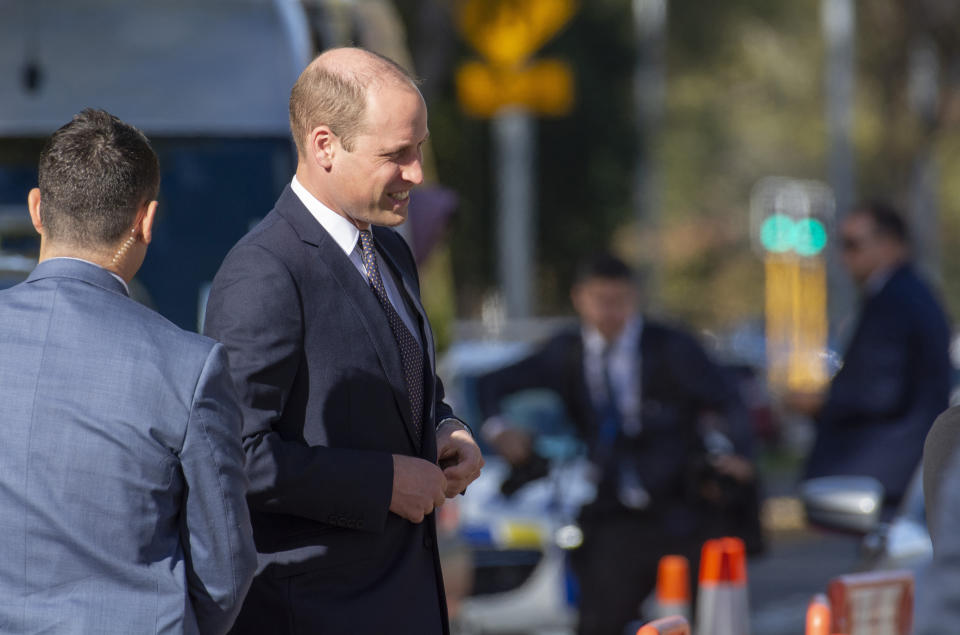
[275,189,421,451]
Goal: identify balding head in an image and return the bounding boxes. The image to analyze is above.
[289,47,417,157]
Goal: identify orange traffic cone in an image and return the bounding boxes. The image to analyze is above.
[635,615,691,635]
[649,555,691,620]
[694,537,750,635]
[805,594,831,635]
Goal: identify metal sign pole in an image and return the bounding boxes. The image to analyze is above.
[822,0,857,337]
[494,108,536,319]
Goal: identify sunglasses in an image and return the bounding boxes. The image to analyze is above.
[841,236,867,252]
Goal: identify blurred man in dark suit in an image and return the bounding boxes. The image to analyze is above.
[798,201,951,507]
[0,109,255,634]
[475,254,755,635]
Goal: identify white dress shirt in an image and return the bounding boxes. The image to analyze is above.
[291,176,422,348]
[581,317,643,437]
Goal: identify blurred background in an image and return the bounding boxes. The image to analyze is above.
[1,0,956,632]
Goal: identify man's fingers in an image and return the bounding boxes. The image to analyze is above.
[442,460,471,480]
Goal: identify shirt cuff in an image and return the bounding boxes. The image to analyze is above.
[436,417,474,438]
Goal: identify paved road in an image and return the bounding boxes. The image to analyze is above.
[748,528,862,634]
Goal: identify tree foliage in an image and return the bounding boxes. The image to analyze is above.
[397,0,960,328]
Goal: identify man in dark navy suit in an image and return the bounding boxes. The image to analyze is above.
[799,201,951,507]
[475,254,755,635]
[204,48,483,635]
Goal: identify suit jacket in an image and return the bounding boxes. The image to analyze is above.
[475,321,739,527]
[204,186,455,635]
[805,264,951,504]
[0,258,256,635]
[915,413,960,634]
[922,406,960,545]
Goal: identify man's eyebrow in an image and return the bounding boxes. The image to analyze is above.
[381,131,430,156]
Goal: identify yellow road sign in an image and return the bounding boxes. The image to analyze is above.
[458,0,577,68]
[456,59,574,117]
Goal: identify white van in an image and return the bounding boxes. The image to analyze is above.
[0,0,311,328]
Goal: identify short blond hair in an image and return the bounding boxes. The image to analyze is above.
[288,48,417,155]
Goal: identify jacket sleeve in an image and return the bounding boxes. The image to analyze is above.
[915,442,960,634]
[204,243,394,533]
[179,343,257,635]
[659,328,754,455]
[820,309,914,426]
[475,337,573,421]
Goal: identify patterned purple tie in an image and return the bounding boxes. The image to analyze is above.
[358,230,424,438]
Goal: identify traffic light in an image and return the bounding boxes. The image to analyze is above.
[750,178,835,394]
[751,178,834,259]
[759,215,828,256]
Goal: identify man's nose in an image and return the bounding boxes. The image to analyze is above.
[403,157,424,186]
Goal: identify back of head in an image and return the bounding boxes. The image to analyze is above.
[288,47,417,156]
[38,108,159,247]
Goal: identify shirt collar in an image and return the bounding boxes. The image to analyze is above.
[47,256,130,295]
[864,265,896,296]
[291,175,360,256]
[582,316,643,356]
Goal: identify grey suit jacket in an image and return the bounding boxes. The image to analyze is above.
[0,258,256,634]
[916,406,960,633]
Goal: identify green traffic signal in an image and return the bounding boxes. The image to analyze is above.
[760,214,794,253]
[759,215,827,256]
[794,218,828,256]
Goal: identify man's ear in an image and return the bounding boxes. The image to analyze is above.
[27,188,43,235]
[309,125,337,170]
[138,200,158,245]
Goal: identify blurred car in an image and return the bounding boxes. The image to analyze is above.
[800,467,932,574]
[453,455,591,635]
[439,336,585,635]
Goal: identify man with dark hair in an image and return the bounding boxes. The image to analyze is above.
[476,253,754,635]
[797,201,951,506]
[204,48,483,634]
[0,108,256,634]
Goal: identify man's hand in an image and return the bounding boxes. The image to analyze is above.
[437,422,484,498]
[390,455,447,523]
[489,426,532,466]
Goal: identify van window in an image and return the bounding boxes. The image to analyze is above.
[0,136,295,331]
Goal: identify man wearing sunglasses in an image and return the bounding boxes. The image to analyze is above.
[797,201,950,509]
